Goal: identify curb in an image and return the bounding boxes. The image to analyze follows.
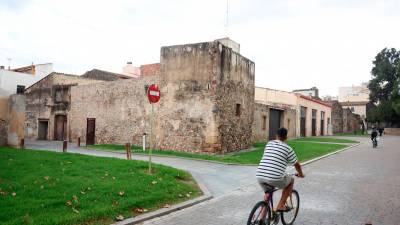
[301,143,361,166]
[112,173,213,225]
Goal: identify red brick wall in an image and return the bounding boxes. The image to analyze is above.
[140,63,160,76]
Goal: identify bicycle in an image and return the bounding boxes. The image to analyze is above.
[372,137,378,148]
[247,174,300,225]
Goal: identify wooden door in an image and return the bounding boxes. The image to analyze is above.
[268,109,282,140]
[54,115,67,141]
[86,118,96,145]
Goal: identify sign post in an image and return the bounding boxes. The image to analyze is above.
[147,84,160,174]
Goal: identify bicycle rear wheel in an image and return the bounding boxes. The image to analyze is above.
[281,190,300,225]
[247,201,271,225]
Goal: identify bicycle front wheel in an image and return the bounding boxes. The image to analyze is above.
[247,201,271,225]
[281,189,300,225]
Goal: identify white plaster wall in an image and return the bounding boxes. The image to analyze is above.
[0,63,53,97]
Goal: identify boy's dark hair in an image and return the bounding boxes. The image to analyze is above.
[277,127,288,139]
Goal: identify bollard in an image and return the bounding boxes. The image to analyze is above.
[63,140,67,153]
[142,133,147,151]
[77,137,80,147]
[20,138,25,149]
[125,143,132,159]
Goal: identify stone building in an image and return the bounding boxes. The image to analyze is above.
[254,87,332,141]
[69,39,255,153]
[24,72,103,141]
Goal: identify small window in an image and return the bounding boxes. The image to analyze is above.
[235,104,241,117]
[16,85,25,94]
[54,89,63,103]
[262,116,267,130]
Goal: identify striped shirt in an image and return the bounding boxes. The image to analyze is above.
[256,140,298,180]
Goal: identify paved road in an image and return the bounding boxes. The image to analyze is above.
[25,140,255,197]
[26,137,400,224]
[139,136,400,225]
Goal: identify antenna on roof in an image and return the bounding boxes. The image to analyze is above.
[6,58,11,70]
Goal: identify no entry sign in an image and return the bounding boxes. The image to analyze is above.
[147,84,160,103]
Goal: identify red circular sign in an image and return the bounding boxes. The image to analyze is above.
[147,84,161,103]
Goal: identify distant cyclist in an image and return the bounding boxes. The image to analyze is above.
[378,127,384,137]
[371,127,378,147]
[256,127,305,213]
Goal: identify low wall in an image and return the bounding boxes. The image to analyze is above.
[384,128,400,136]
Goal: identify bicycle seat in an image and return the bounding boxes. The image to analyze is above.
[263,184,278,193]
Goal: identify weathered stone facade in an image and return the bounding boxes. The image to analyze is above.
[158,41,254,153]
[330,101,344,133]
[24,73,102,140]
[69,40,255,153]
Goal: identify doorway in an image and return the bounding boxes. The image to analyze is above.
[300,106,307,137]
[269,109,282,140]
[38,120,49,140]
[54,115,67,141]
[312,109,317,136]
[320,111,325,136]
[86,118,96,146]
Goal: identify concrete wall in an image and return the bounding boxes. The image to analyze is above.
[255,87,298,106]
[69,76,159,145]
[7,95,25,147]
[0,64,53,97]
[24,73,102,140]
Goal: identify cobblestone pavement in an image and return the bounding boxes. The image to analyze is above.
[139,136,400,225]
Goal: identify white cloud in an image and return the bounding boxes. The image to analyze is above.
[1,0,399,95]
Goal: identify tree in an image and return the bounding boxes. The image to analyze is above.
[368,48,400,125]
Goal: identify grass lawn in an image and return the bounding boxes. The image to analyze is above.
[0,147,200,225]
[88,141,349,165]
[292,137,359,143]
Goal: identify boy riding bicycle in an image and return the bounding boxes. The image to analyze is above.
[256,128,305,213]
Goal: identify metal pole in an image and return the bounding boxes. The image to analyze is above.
[149,103,153,174]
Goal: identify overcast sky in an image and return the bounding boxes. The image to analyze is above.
[1,0,400,96]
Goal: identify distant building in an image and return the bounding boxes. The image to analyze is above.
[122,62,141,78]
[322,95,338,101]
[0,63,53,97]
[122,62,161,78]
[338,82,369,121]
[293,87,320,99]
[254,87,332,141]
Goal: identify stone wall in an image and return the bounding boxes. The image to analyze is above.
[0,98,7,145]
[69,76,159,145]
[330,101,343,133]
[253,103,297,143]
[253,103,269,142]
